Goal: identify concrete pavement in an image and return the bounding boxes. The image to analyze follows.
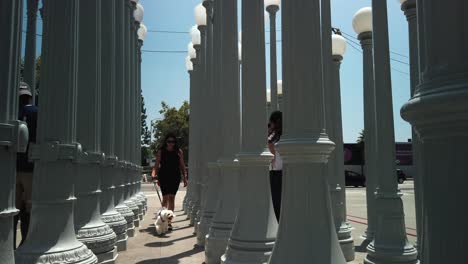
[15,181,417,263]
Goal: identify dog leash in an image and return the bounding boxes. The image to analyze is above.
[152,182,163,207]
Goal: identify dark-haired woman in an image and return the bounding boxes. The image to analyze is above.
[268,111,282,222]
[152,134,188,229]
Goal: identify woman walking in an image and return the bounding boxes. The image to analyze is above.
[268,111,283,222]
[152,133,188,230]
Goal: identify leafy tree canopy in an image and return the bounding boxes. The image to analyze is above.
[150,101,190,163]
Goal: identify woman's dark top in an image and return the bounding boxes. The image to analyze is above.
[158,148,181,195]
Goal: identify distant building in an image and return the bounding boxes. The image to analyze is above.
[343,141,414,178]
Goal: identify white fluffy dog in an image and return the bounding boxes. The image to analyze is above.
[155,209,175,235]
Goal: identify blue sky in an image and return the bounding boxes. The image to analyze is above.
[24,0,412,144]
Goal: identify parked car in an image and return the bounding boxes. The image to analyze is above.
[345,170,366,187]
[397,169,407,184]
[345,169,407,187]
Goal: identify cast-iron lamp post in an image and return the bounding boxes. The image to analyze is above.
[190,2,207,228]
[328,32,355,261]
[265,0,280,112]
[352,7,377,243]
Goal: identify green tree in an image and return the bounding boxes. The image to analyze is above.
[141,94,151,146]
[151,101,190,163]
[140,94,152,166]
[20,56,41,93]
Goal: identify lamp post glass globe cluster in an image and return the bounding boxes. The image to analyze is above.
[352,7,373,34]
[332,34,347,56]
[186,56,193,71]
[188,42,197,59]
[191,25,201,46]
[265,0,280,8]
[138,24,147,41]
[134,3,144,23]
[195,3,207,26]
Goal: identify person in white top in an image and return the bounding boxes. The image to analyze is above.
[268,111,282,222]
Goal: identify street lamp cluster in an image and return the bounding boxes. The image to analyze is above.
[0,0,149,263]
[182,0,468,264]
[0,0,466,263]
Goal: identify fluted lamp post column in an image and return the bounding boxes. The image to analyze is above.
[327,32,355,261]
[205,0,241,262]
[184,25,201,216]
[352,7,377,242]
[122,0,140,230]
[267,1,346,263]
[24,0,39,104]
[15,1,98,263]
[265,0,280,113]
[0,0,27,262]
[100,0,129,253]
[74,0,118,263]
[130,2,145,222]
[221,1,278,263]
[399,0,422,251]
[114,0,136,239]
[190,3,207,227]
[364,0,418,263]
[197,0,222,247]
[401,0,468,263]
[136,22,148,215]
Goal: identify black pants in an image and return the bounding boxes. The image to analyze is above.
[13,206,30,249]
[269,170,282,222]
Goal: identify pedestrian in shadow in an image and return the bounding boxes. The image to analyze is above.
[152,133,188,231]
[268,111,282,222]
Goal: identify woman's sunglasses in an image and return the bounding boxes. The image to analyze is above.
[167,140,176,144]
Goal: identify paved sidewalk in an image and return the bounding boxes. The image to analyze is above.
[118,183,417,264]
[118,187,205,264]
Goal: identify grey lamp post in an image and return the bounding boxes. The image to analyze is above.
[265,0,280,112]
[401,0,468,263]
[364,1,418,263]
[267,0,345,263]
[190,3,207,227]
[123,0,140,229]
[136,22,148,214]
[352,7,377,242]
[194,0,213,236]
[221,1,277,263]
[130,2,145,222]
[23,0,39,105]
[15,1,98,263]
[197,0,222,247]
[327,32,355,261]
[185,52,195,216]
[0,1,27,263]
[205,0,241,262]
[277,80,283,110]
[114,0,136,239]
[74,0,117,262]
[399,0,422,251]
[100,0,129,253]
[185,25,202,216]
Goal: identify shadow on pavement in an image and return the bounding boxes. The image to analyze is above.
[135,246,204,264]
[355,239,371,253]
[144,234,196,248]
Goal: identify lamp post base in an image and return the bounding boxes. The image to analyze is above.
[221,238,276,264]
[205,228,232,264]
[96,246,118,264]
[364,194,418,264]
[17,244,98,264]
[338,223,355,261]
[115,204,136,238]
[115,232,128,251]
[221,151,276,264]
